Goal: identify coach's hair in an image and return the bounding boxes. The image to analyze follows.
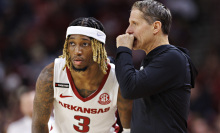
[132,0,172,35]
[60,17,108,74]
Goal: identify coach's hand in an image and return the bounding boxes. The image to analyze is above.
[116,33,134,49]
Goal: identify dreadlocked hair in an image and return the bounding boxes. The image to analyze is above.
[60,17,108,74]
[91,39,108,74]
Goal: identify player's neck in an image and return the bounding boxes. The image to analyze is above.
[71,64,105,94]
[71,63,104,84]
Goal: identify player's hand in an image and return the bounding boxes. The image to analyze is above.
[116,33,134,49]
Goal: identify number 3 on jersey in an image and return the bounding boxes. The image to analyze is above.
[73,115,90,132]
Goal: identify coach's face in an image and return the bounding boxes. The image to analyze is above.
[68,34,94,71]
[126,9,154,51]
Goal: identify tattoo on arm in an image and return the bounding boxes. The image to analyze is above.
[32,63,54,133]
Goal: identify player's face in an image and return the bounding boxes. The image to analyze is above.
[68,34,94,71]
[126,9,154,50]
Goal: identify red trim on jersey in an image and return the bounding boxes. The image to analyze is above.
[50,125,53,131]
[113,110,122,133]
[66,64,111,102]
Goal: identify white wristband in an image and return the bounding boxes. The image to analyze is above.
[122,128,131,133]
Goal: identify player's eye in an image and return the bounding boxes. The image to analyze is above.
[69,42,75,46]
[82,43,89,46]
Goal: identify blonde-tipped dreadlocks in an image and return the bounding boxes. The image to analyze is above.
[91,39,108,74]
[60,37,108,74]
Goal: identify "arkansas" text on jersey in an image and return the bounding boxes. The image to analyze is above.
[59,101,110,114]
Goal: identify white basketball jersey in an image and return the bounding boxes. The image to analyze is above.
[51,58,119,133]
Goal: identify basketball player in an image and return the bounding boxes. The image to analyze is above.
[32,17,132,133]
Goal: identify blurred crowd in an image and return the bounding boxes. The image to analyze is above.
[0,0,220,133]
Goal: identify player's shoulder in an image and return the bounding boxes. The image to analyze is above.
[37,62,54,82]
[108,63,115,72]
[107,63,117,80]
[109,63,115,69]
[54,57,66,69]
[54,57,65,64]
[44,62,54,72]
[43,57,65,71]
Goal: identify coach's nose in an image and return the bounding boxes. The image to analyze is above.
[126,24,134,34]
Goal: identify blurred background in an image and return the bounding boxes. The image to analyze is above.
[0,0,220,133]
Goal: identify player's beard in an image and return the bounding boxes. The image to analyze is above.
[72,65,88,72]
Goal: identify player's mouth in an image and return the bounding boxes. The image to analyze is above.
[74,60,82,65]
[73,57,84,65]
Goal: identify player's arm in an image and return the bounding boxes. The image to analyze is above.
[117,88,133,132]
[32,63,54,133]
